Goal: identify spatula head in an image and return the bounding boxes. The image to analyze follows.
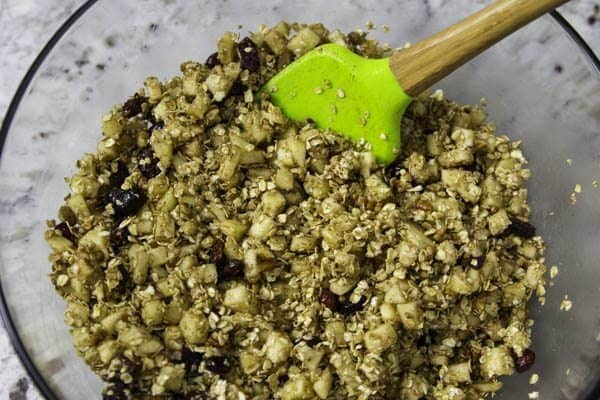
[264,44,412,165]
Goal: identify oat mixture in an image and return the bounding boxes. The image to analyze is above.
[46,23,547,400]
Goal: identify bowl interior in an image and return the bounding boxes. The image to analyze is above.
[0,0,599,398]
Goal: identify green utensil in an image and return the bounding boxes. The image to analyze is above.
[264,44,409,164]
[264,0,567,164]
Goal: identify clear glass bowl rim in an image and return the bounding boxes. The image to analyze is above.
[0,1,598,399]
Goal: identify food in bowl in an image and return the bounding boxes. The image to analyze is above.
[46,22,547,399]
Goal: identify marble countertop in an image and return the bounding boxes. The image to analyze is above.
[0,0,597,399]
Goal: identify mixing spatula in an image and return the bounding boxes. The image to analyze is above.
[264,0,568,164]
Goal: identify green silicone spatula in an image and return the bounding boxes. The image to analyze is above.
[265,0,567,164]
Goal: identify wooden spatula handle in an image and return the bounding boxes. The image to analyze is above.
[390,0,568,96]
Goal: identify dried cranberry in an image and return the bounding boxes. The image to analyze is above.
[181,347,204,374]
[109,161,130,187]
[319,288,339,312]
[108,187,146,218]
[205,356,231,375]
[514,349,536,372]
[338,296,367,316]
[507,216,536,238]
[238,37,260,73]
[122,93,146,118]
[205,52,220,68]
[54,222,76,242]
[138,147,160,178]
[228,80,246,96]
[210,239,226,268]
[220,259,244,280]
[110,225,129,250]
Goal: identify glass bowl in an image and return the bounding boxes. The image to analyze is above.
[0,0,598,399]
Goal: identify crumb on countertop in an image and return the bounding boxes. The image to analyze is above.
[529,373,539,385]
[560,295,573,311]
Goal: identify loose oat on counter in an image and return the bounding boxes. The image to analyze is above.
[46,22,548,400]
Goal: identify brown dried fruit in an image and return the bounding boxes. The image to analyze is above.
[210,239,225,268]
[110,226,129,250]
[101,356,140,384]
[138,147,160,179]
[228,80,247,97]
[181,347,204,374]
[508,216,536,239]
[319,288,339,311]
[204,356,231,375]
[109,161,130,188]
[55,222,76,242]
[182,392,209,400]
[122,93,147,118]
[102,382,129,400]
[108,188,146,218]
[514,348,536,372]
[238,37,260,73]
[205,52,220,68]
[338,296,367,315]
[220,259,244,280]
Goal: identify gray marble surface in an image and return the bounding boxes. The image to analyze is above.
[0,0,597,399]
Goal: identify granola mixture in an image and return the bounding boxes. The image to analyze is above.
[46,23,547,400]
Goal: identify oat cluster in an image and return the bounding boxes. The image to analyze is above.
[46,23,546,400]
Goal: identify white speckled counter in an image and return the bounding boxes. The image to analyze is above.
[0,0,597,398]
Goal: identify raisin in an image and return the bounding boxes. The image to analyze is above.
[138,147,160,178]
[416,332,431,348]
[338,296,366,316]
[347,31,366,46]
[102,356,140,384]
[110,225,129,250]
[205,52,220,68]
[220,259,244,280]
[109,161,130,187]
[181,347,204,374]
[319,288,339,312]
[514,349,536,372]
[238,37,260,73]
[108,187,146,218]
[228,80,247,96]
[384,163,403,179]
[210,239,226,268]
[102,382,128,400]
[184,392,209,400]
[149,120,164,131]
[462,254,485,270]
[54,222,76,242]
[205,356,231,375]
[507,216,536,238]
[97,184,112,207]
[122,93,146,118]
